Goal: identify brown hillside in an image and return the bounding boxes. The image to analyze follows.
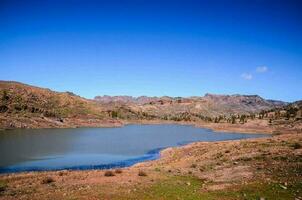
[0,81,290,129]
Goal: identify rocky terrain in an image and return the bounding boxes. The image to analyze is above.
[95,93,287,119]
[0,81,122,129]
[0,81,294,129]
[0,80,301,199]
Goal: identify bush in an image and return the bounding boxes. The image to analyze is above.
[104,170,115,177]
[0,105,8,113]
[154,168,161,172]
[190,164,197,168]
[292,143,301,149]
[111,111,118,118]
[0,181,7,192]
[41,177,55,184]
[241,157,252,162]
[58,171,68,176]
[231,116,236,124]
[1,90,9,101]
[114,169,122,174]
[138,171,147,176]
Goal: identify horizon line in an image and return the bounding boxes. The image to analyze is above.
[0,79,294,103]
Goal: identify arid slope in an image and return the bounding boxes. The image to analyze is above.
[0,81,120,128]
[0,81,289,129]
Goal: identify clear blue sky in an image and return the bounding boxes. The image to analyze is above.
[1,0,301,102]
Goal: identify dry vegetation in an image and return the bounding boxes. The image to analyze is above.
[0,81,301,199]
[0,131,301,200]
[2,81,301,131]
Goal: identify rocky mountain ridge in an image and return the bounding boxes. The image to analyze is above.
[0,81,293,129]
[94,93,288,118]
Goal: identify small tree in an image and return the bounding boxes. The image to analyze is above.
[239,115,246,124]
[231,116,236,124]
[1,90,9,101]
[111,111,118,118]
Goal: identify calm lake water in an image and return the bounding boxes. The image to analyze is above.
[0,124,266,173]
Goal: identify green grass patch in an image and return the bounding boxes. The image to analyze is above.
[103,176,302,200]
[210,181,302,200]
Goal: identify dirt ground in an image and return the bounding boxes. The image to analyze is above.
[0,122,301,200]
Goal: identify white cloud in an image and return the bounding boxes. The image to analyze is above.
[241,73,253,80]
[256,66,268,73]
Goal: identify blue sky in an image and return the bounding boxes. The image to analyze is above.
[0,0,301,102]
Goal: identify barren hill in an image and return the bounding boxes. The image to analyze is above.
[0,81,116,128]
[0,81,107,118]
[0,81,289,128]
[94,93,287,118]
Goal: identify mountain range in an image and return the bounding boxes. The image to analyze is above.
[0,80,294,129]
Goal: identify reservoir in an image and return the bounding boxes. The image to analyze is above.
[0,124,266,173]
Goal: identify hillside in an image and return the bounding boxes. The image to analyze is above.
[0,81,290,129]
[94,93,287,120]
[0,81,117,128]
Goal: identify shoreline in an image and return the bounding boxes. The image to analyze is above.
[0,120,273,174]
[0,125,300,199]
[0,118,274,135]
[0,131,268,174]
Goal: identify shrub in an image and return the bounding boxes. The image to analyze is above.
[58,171,68,176]
[104,171,115,177]
[241,157,252,162]
[190,164,197,168]
[0,181,7,192]
[231,116,236,124]
[111,111,118,118]
[41,177,55,184]
[154,168,161,172]
[292,143,301,149]
[0,105,8,113]
[138,171,147,176]
[1,90,9,101]
[114,169,122,174]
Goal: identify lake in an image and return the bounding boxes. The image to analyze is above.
[0,124,266,173]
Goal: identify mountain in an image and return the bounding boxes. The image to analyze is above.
[94,93,288,118]
[0,81,115,128]
[0,81,107,118]
[94,95,160,105]
[0,81,289,128]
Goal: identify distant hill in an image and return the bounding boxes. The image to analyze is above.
[0,81,290,128]
[94,93,288,118]
[94,95,160,105]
